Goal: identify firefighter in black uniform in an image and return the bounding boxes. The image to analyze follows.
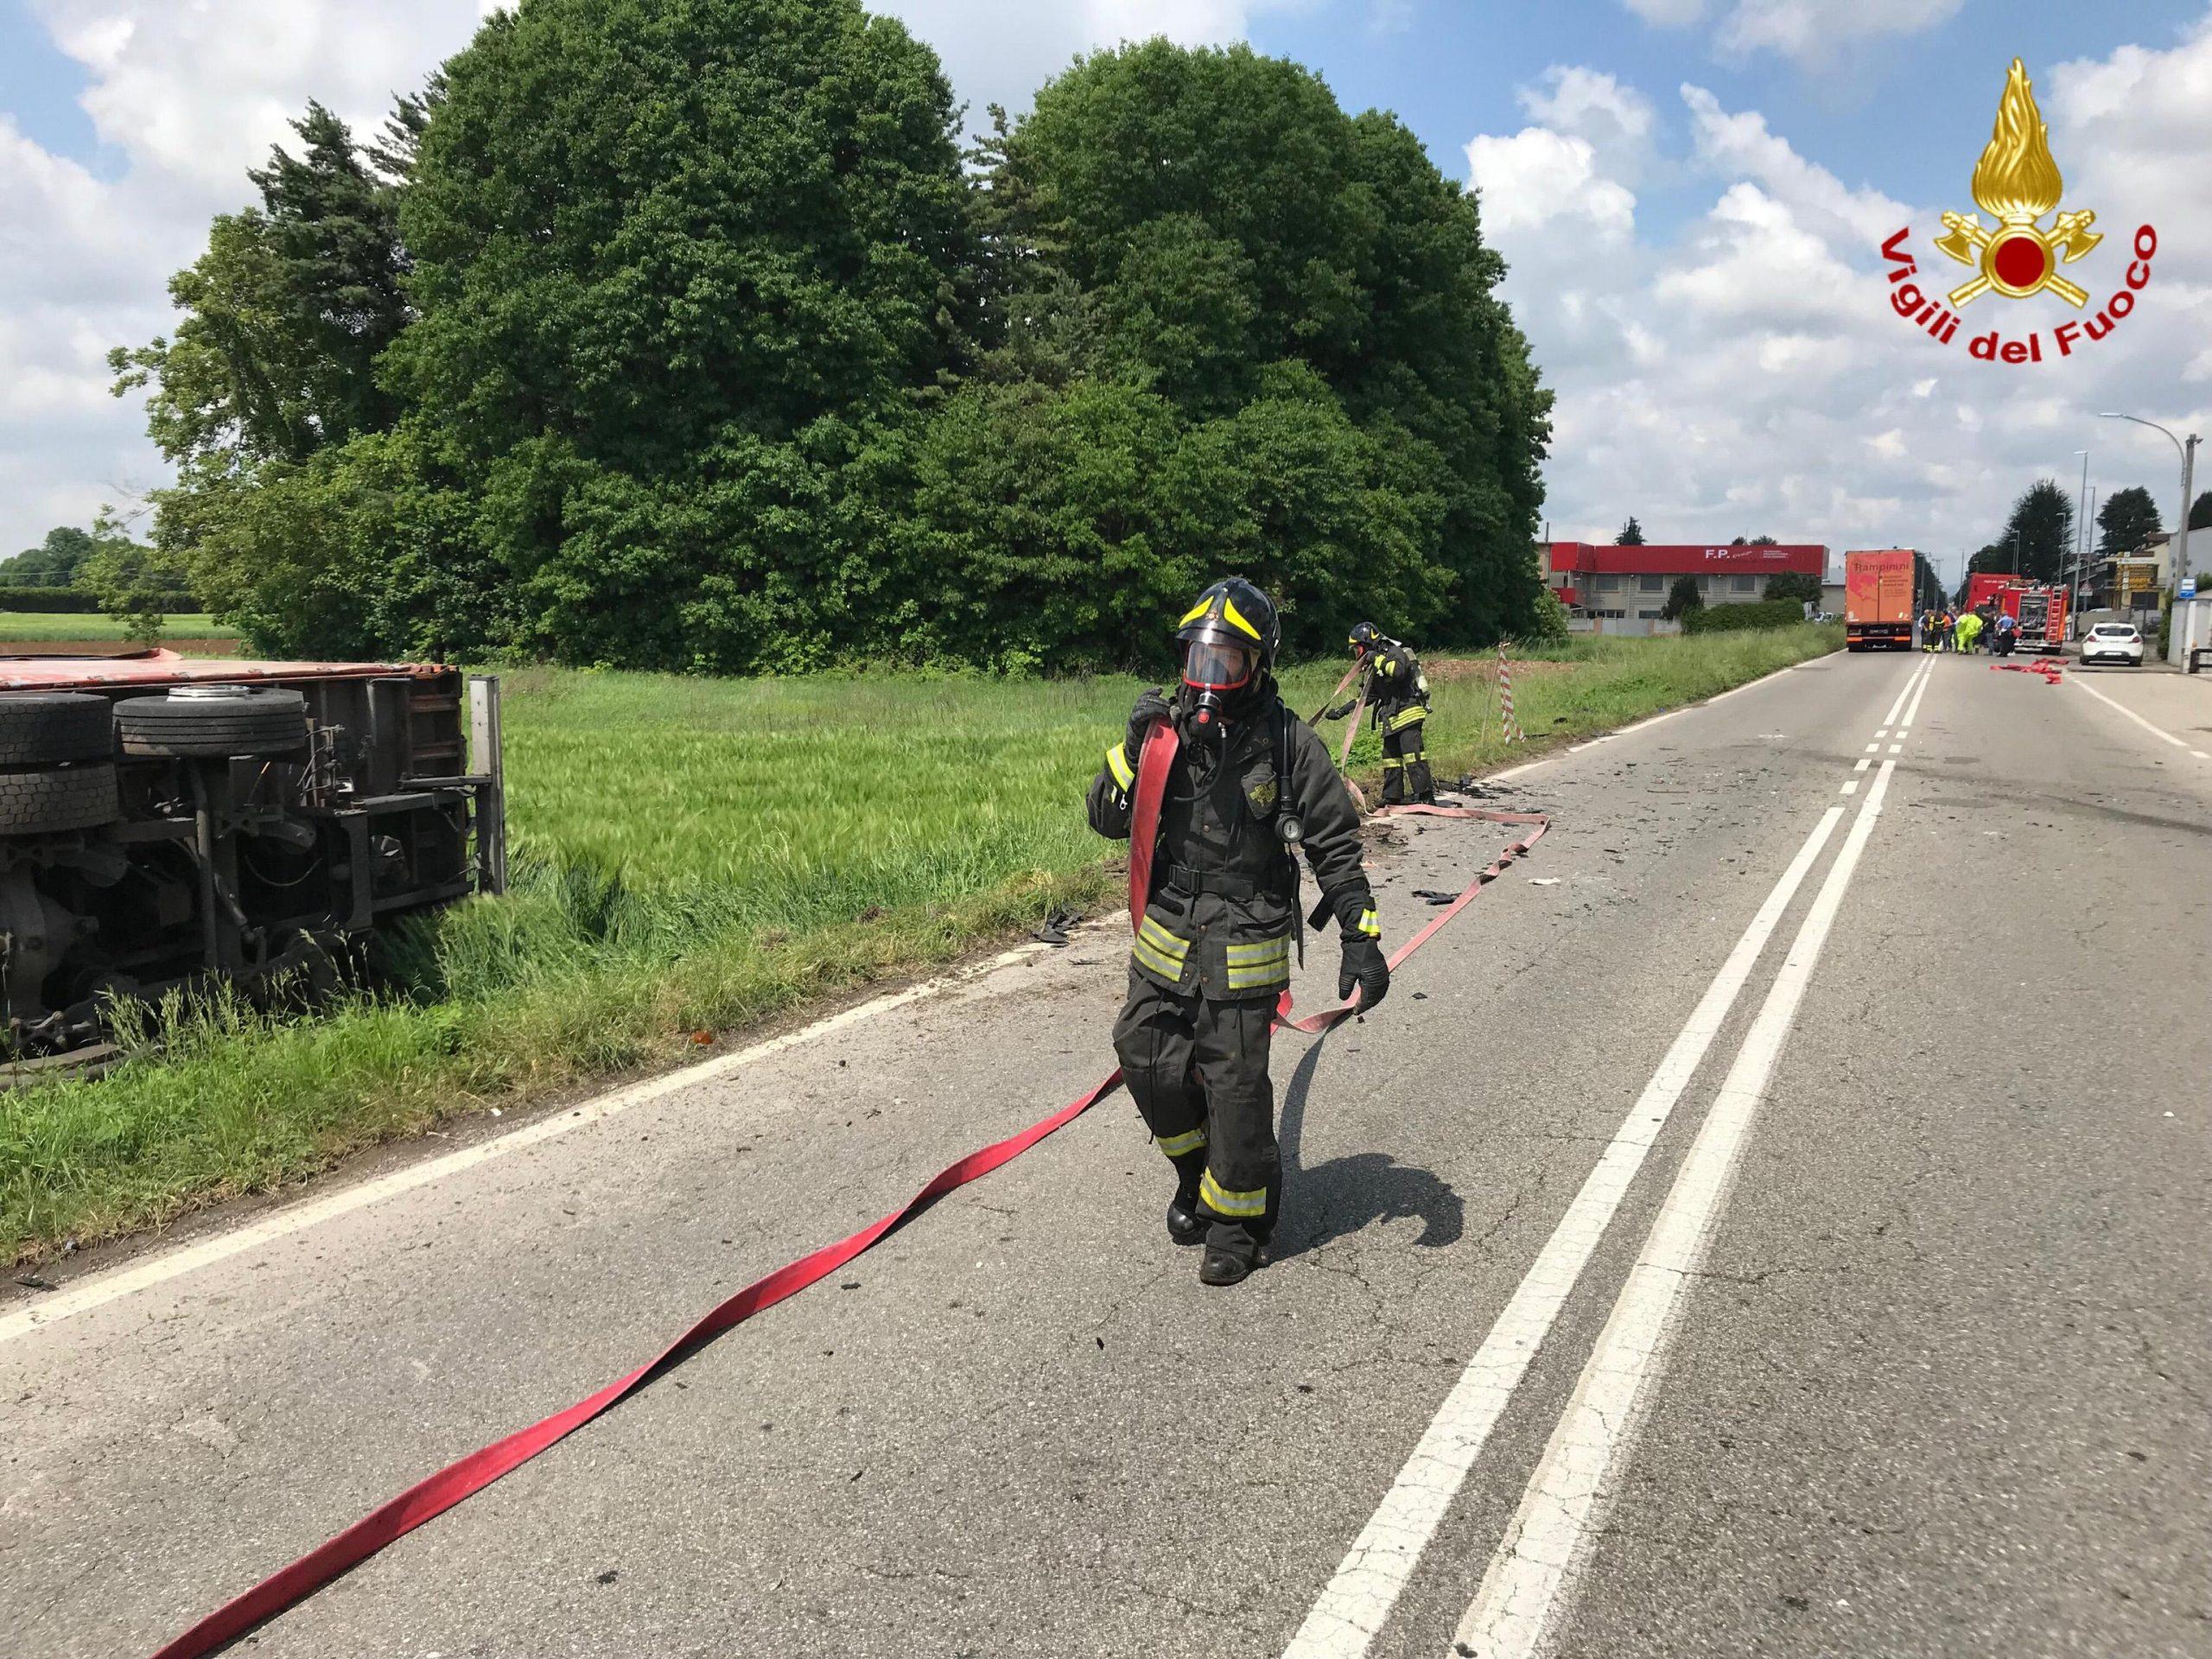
[1325,621,1434,804]
[1088,578,1388,1287]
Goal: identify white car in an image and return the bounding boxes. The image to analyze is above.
[2081,621,2145,665]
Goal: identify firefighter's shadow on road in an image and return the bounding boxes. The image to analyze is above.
[1272,1028,1463,1262]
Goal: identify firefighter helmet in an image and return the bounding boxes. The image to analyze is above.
[1174,578,1279,722]
[1348,620,1381,656]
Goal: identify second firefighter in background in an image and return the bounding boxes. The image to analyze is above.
[1325,622,1435,804]
[1088,578,1386,1288]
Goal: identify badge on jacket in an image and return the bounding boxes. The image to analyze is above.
[1246,774,1279,816]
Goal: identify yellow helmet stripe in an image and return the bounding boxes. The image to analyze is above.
[1221,596,1262,641]
[1179,598,1214,627]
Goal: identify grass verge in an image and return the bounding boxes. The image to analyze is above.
[0,612,229,643]
[0,625,1839,1258]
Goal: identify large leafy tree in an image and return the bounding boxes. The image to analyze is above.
[111,96,429,651]
[1989,480,2073,583]
[0,526,96,588]
[2094,486,2161,559]
[387,0,977,668]
[970,41,1550,653]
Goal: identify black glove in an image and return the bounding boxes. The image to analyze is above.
[1338,935,1389,1013]
[1126,687,1173,766]
[1322,700,1356,721]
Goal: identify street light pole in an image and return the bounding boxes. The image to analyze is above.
[2100,413,2200,662]
[2074,448,2090,638]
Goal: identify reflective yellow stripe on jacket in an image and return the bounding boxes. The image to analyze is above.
[1388,705,1427,732]
[1106,741,1135,790]
[1224,935,1291,991]
[1133,913,1192,983]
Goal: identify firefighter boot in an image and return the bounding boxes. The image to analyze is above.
[1166,1149,1208,1246]
[1380,760,1407,806]
[1199,1233,1271,1287]
[1408,755,1435,804]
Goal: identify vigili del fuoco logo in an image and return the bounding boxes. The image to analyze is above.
[1879,57,2158,365]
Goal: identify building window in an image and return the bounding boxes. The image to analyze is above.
[1731,575,1756,594]
[1638,575,1664,593]
[1594,573,1624,593]
[1637,609,1664,620]
[1595,608,1626,620]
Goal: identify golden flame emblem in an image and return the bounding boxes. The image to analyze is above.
[1934,58,2101,307]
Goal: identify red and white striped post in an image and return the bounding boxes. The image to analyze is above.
[1497,643,1525,744]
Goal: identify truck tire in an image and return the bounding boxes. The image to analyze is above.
[0,693,114,766]
[115,689,308,758]
[0,764,118,835]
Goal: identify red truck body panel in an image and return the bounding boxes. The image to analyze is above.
[1844,550,1916,649]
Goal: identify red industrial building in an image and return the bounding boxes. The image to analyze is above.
[1547,542,1827,635]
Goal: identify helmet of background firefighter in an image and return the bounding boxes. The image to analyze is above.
[1348,620,1381,656]
[1174,577,1281,728]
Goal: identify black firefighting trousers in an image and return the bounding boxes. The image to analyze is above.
[1111,967,1280,1249]
[1382,717,1433,804]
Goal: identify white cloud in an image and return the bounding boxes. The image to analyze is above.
[1469,30,2212,581]
[1679,84,1905,245]
[1621,0,1706,24]
[1466,128,1637,239]
[1622,0,1965,66]
[1713,0,1967,64]
[1522,67,1663,181]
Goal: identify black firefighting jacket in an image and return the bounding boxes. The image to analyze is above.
[1360,639,1431,737]
[1088,690,1376,1002]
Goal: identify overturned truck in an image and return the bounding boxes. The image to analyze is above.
[0,652,505,1064]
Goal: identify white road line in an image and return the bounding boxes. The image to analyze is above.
[2067,671,2193,752]
[1875,728,1889,738]
[1897,659,1934,728]
[0,944,1058,1347]
[1877,659,1926,729]
[1840,780,1858,795]
[1278,804,1848,1659]
[1450,761,1898,1659]
[1489,654,1832,781]
[1864,742,1880,753]
[1889,743,1904,754]
[2194,749,2210,760]
[1853,758,1870,772]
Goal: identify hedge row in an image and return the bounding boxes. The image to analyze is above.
[0,588,101,613]
[1682,599,1811,635]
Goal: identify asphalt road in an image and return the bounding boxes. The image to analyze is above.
[3,647,2207,1659]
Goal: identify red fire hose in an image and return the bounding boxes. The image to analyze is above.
[148,726,1546,1659]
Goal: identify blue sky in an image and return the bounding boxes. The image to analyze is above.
[4,0,2209,588]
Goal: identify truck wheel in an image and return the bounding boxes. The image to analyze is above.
[0,764,118,835]
[0,693,114,766]
[115,689,309,758]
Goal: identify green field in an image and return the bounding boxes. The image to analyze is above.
[0,612,230,643]
[0,626,1840,1256]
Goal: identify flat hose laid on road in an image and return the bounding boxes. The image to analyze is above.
[148,724,1548,1659]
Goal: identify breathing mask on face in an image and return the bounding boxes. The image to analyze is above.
[1181,638,1258,729]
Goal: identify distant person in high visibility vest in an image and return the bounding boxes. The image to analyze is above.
[1937,610,1956,652]
[1955,610,1982,653]
[1089,578,1384,1287]
[1323,622,1435,804]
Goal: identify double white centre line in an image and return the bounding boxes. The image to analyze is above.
[1453,759,1897,1658]
[1282,658,1922,1659]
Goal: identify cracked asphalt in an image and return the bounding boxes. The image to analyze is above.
[1,649,2206,1658]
